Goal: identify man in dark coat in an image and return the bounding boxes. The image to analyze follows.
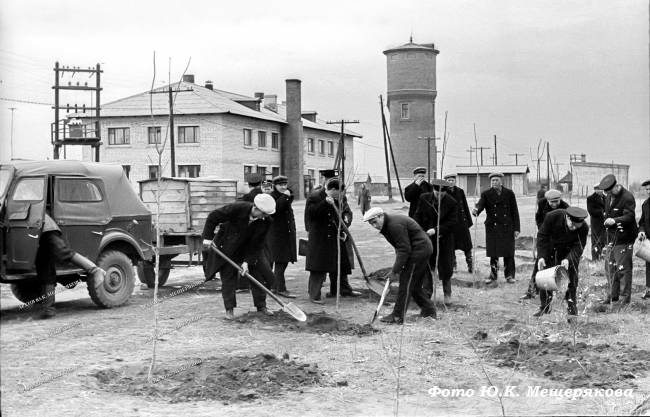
[534,207,589,319]
[202,194,276,319]
[599,174,638,305]
[363,207,437,324]
[414,179,458,303]
[358,183,371,215]
[444,174,474,273]
[639,179,650,300]
[266,175,297,299]
[587,184,606,261]
[521,189,570,299]
[237,172,265,290]
[473,172,521,285]
[536,185,548,201]
[305,179,358,303]
[405,167,433,218]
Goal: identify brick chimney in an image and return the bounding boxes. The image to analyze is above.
[282,79,304,199]
[182,74,195,83]
[204,80,214,90]
[301,111,317,122]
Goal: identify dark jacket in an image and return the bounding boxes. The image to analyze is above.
[405,181,433,218]
[604,187,637,244]
[380,213,433,274]
[537,209,588,267]
[639,197,650,236]
[358,187,371,214]
[447,186,473,251]
[240,186,262,202]
[266,189,297,263]
[304,189,352,274]
[535,198,570,229]
[587,192,606,236]
[536,188,547,201]
[414,191,458,241]
[475,186,520,257]
[202,201,272,278]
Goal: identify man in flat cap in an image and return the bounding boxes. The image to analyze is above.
[587,184,607,261]
[521,189,569,299]
[638,179,650,300]
[444,174,474,273]
[266,175,298,298]
[363,207,437,323]
[405,167,433,218]
[202,194,277,320]
[534,207,589,319]
[473,172,521,285]
[414,179,458,303]
[241,172,264,202]
[599,174,637,305]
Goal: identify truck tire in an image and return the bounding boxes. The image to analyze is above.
[10,281,44,305]
[137,259,171,288]
[88,250,135,308]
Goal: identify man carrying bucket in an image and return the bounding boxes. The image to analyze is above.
[638,179,650,300]
[534,207,589,319]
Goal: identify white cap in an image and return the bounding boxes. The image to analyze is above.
[253,193,276,215]
[363,207,384,222]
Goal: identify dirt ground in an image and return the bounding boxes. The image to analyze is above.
[2,195,650,416]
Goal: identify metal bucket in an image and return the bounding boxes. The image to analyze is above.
[535,266,568,292]
[633,238,650,263]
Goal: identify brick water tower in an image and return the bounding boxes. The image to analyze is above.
[383,38,439,181]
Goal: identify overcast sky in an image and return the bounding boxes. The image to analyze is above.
[1,0,648,182]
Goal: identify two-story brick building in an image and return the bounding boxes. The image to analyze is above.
[79,76,359,198]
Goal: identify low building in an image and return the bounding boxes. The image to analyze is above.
[78,75,360,198]
[569,155,630,197]
[452,165,530,196]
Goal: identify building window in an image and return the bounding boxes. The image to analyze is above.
[307,138,315,153]
[258,131,267,148]
[244,165,253,177]
[307,169,315,183]
[243,129,252,146]
[318,139,325,155]
[122,165,131,178]
[257,166,267,178]
[108,127,130,145]
[271,167,280,177]
[178,165,200,178]
[148,127,161,144]
[148,165,160,179]
[400,103,410,120]
[328,141,334,156]
[271,132,279,149]
[178,126,199,143]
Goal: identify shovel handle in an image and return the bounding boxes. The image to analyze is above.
[329,205,369,280]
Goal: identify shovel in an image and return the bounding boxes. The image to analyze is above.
[210,243,307,322]
[370,278,392,324]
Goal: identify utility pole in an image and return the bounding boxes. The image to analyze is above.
[379,98,404,201]
[493,134,498,165]
[379,96,393,201]
[9,107,16,159]
[546,141,551,187]
[327,119,360,187]
[509,153,524,165]
[150,85,193,176]
[466,147,475,166]
[472,146,490,166]
[417,136,439,182]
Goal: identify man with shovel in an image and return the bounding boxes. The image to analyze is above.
[202,194,277,320]
[363,207,437,324]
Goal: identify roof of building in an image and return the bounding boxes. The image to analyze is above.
[271,103,362,137]
[383,40,439,54]
[570,161,630,169]
[454,165,530,175]
[558,172,572,184]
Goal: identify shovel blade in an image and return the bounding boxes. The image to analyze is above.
[283,302,307,322]
[365,278,385,296]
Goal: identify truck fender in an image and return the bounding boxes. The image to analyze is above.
[99,230,150,261]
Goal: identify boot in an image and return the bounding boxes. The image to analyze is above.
[534,291,552,317]
[380,313,403,325]
[466,254,473,274]
[567,301,578,316]
[71,253,106,285]
[225,309,235,320]
[420,308,437,319]
[39,284,57,319]
[257,306,274,316]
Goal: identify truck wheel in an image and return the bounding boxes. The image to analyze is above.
[10,281,43,305]
[88,250,135,308]
[137,260,171,288]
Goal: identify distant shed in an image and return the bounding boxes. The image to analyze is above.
[453,165,530,196]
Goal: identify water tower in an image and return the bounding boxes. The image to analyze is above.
[383,39,439,181]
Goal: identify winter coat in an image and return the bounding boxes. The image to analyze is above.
[475,186,520,257]
[640,197,650,236]
[240,186,262,202]
[535,198,569,229]
[537,209,588,267]
[266,189,297,263]
[604,187,638,245]
[414,191,458,247]
[587,192,606,237]
[358,187,371,215]
[380,213,433,274]
[405,181,433,218]
[447,186,473,251]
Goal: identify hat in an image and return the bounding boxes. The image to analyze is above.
[593,183,601,190]
[642,179,650,187]
[319,169,339,179]
[566,206,588,223]
[443,174,456,180]
[489,172,504,179]
[362,207,384,222]
[246,172,263,186]
[253,193,276,215]
[272,175,288,185]
[413,167,427,175]
[544,189,562,200]
[431,178,451,190]
[597,174,617,191]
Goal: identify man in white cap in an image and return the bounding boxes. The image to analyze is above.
[202,194,277,319]
[363,207,437,324]
[587,184,606,261]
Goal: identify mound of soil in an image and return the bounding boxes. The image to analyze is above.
[235,311,379,336]
[488,338,650,389]
[92,353,324,403]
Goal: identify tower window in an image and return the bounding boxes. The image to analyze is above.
[400,103,410,120]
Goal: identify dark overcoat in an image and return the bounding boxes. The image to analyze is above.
[535,198,569,229]
[639,197,650,236]
[358,187,371,215]
[587,192,606,237]
[266,189,297,263]
[240,186,262,202]
[475,187,520,257]
[447,186,473,251]
[201,202,272,279]
[537,209,588,268]
[304,189,352,274]
[604,187,637,245]
[405,181,433,218]
[380,213,433,274]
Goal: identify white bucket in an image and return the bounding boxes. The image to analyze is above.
[633,238,650,263]
[535,266,568,292]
